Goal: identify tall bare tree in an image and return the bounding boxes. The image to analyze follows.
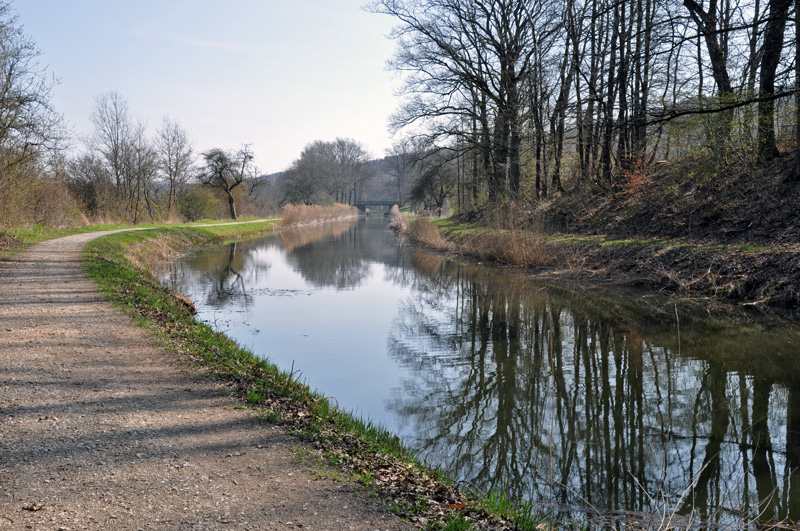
[278,138,371,206]
[370,0,548,203]
[86,91,159,222]
[155,117,194,219]
[89,91,132,193]
[0,1,63,202]
[756,0,792,161]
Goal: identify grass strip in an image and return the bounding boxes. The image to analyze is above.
[80,222,556,530]
[0,218,276,259]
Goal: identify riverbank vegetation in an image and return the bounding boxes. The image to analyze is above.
[4,0,800,313]
[366,0,800,310]
[80,222,557,530]
[279,203,359,227]
[400,151,800,311]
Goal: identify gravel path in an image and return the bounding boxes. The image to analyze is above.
[0,232,413,530]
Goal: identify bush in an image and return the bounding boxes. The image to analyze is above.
[178,187,225,221]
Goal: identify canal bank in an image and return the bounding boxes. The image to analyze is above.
[401,216,800,314]
[161,218,800,529]
[0,221,419,530]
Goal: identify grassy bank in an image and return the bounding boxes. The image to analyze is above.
[404,217,800,313]
[80,221,551,530]
[0,218,272,259]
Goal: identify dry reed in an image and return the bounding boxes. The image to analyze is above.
[279,203,358,228]
[454,229,562,268]
[407,219,453,252]
[406,218,564,269]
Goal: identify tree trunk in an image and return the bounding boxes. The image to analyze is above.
[791,0,800,180]
[227,190,237,220]
[602,3,619,189]
[684,0,736,143]
[757,0,792,162]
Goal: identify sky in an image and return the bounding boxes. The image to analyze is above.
[14,1,401,174]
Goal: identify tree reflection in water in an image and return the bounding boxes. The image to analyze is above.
[161,241,261,311]
[162,219,800,526]
[387,258,800,525]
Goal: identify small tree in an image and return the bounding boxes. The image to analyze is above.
[197,145,255,220]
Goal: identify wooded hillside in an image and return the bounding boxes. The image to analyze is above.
[369,0,800,220]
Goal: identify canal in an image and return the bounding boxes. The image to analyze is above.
[160,218,800,526]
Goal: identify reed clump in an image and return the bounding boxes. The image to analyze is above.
[387,212,408,233]
[279,203,358,228]
[454,229,563,269]
[407,219,453,252]
[406,218,564,269]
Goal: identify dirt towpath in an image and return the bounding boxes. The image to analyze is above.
[0,232,414,530]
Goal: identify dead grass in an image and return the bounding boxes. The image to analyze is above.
[388,214,408,233]
[279,203,358,228]
[124,232,207,272]
[0,232,23,252]
[405,218,567,270]
[455,230,563,268]
[407,219,453,252]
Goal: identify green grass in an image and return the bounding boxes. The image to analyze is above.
[426,514,473,530]
[0,218,279,259]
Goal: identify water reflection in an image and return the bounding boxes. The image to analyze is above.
[162,219,800,526]
[389,257,800,524]
[161,241,258,309]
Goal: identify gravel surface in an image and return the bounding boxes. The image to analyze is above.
[0,232,414,530]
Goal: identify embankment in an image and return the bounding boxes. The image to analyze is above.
[403,218,800,313]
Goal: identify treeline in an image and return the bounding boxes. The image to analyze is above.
[0,3,276,229]
[273,137,459,216]
[366,0,800,216]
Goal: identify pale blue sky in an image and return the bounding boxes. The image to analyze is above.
[15,1,399,173]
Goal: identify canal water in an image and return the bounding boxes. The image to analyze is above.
[160,218,800,526]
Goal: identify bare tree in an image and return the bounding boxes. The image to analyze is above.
[155,117,194,219]
[124,121,158,224]
[66,152,112,217]
[89,91,132,192]
[278,138,371,206]
[408,145,458,215]
[756,0,792,161]
[280,143,328,205]
[198,145,255,220]
[385,139,419,205]
[330,138,371,204]
[85,91,160,222]
[0,2,63,192]
[370,0,549,203]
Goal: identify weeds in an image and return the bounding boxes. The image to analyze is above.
[426,514,473,530]
[405,217,564,269]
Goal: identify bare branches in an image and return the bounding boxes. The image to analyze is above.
[278,138,371,206]
[197,145,256,220]
[155,117,194,219]
[0,1,63,180]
